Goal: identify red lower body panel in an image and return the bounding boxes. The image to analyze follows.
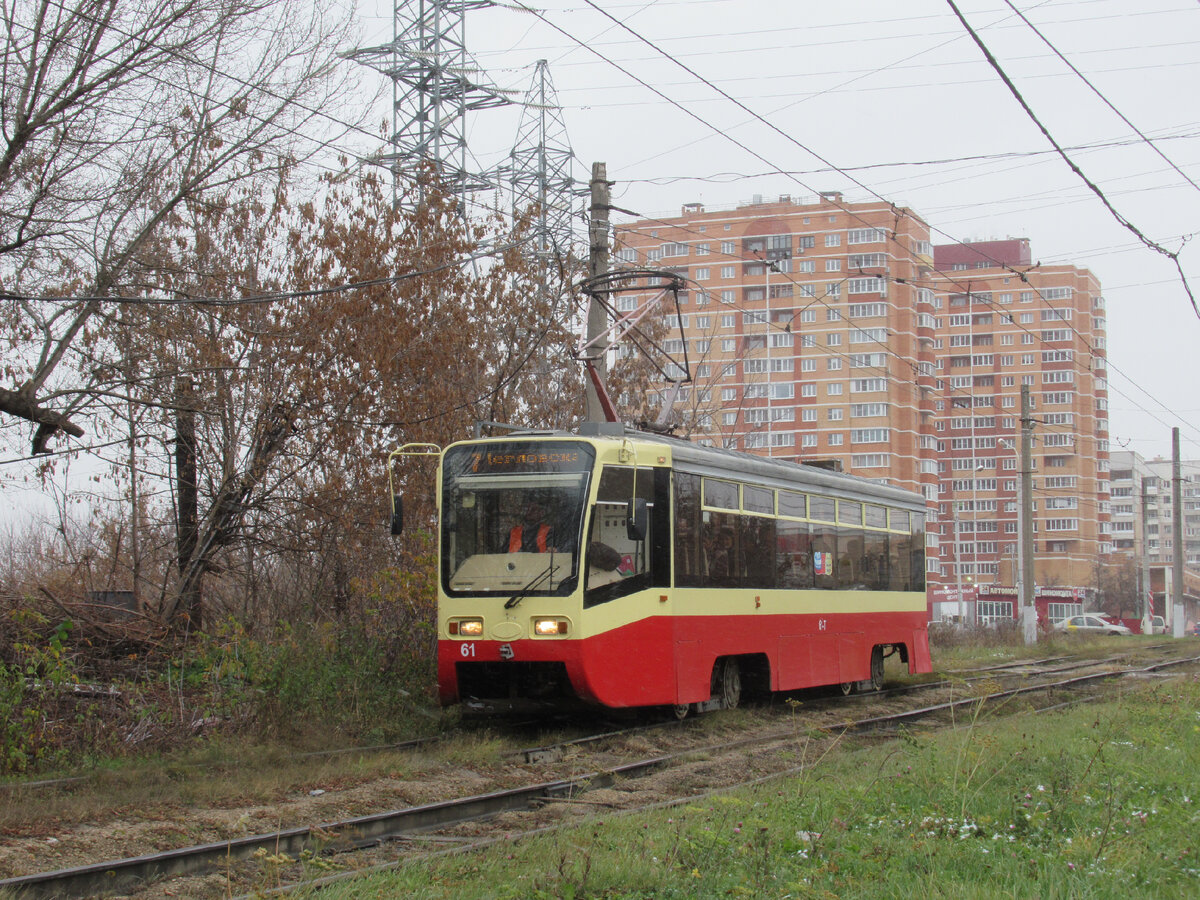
[439,610,931,709]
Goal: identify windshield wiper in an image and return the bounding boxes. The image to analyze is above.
[505,551,556,609]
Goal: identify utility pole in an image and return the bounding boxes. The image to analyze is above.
[1172,427,1185,637]
[954,508,965,626]
[1019,384,1036,644]
[1140,475,1152,634]
[584,162,612,423]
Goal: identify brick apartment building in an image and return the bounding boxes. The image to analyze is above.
[613,196,1112,619]
[926,239,1111,621]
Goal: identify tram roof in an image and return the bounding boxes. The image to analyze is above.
[491,423,926,513]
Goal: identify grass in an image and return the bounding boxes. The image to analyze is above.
[300,672,1200,900]
[926,627,1179,673]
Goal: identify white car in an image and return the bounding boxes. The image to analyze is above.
[1150,615,1167,635]
[1054,614,1132,636]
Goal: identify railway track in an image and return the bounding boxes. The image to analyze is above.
[5,650,1197,900]
[0,648,1158,797]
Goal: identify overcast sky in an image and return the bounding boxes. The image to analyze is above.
[6,0,1197,526]
[355,0,1200,462]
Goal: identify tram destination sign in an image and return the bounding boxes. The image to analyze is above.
[456,441,594,476]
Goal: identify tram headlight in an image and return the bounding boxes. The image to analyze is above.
[533,618,568,636]
[449,618,484,637]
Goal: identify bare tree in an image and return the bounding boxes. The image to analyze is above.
[0,0,359,454]
[105,164,576,627]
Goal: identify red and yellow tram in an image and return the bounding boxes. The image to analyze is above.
[393,423,931,714]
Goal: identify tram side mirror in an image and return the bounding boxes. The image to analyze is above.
[626,498,648,542]
[390,495,404,536]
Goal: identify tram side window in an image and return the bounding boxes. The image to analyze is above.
[910,514,926,591]
[777,519,813,588]
[584,465,659,606]
[674,473,704,587]
[811,522,837,590]
[704,512,742,587]
[863,528,890,590]
[835,526,865,589]
[889,530,911,591]
[887,513,926,591]
[743,514,776,589]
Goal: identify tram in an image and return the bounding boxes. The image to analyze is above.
[391,422,931,714]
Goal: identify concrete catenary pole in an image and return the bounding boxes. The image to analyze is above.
[1141,476,1152,634]
[1172,427,1185,637]
[954,508,965,626]
[583,162,612,423]
[1020,384,1037,644]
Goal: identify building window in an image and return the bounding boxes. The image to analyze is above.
[848,278,887,295]
[848,228,888,244]
[852,454,888,468]
[849,327,887,344]
[850,428,889,443]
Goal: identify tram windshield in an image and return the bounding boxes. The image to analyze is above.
[441,442,595,596]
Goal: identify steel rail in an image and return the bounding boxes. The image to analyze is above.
[828,653,1200,734]
[0,755,674,900]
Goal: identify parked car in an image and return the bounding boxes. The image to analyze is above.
[1054,614,1132,636]
[1150,615,1167,635]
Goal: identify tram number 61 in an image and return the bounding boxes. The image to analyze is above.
[460,643,477,657]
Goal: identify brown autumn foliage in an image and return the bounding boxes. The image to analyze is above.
[0,0,359,452]
[84,160,583,631]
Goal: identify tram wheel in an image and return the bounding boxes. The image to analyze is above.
[672,703,691,720]
[869,645,886,692]
[839,681,856,696]
[715,657,742,710]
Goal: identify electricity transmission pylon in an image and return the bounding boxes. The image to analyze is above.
[350,0,514,209]
[505,60,579,267]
